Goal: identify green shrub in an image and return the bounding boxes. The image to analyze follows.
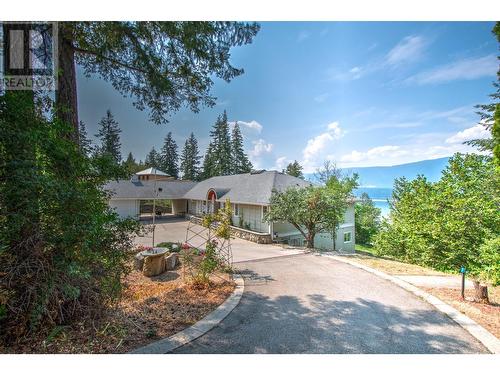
[0,92,140,343]
[374,154,500,284]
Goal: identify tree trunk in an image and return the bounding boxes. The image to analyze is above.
[55,23,79,144]
[306,232,315,249]
[472,280,489,304]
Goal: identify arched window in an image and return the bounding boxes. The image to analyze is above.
[207,189,217,201]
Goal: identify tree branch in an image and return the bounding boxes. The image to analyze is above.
[72,46,148,74]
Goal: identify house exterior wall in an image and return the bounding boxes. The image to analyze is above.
[188,200,270,233]
[109,199,139,219]
[232,203,269,233]
[186,200,356,252]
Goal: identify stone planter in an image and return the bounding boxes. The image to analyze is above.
[142,253,166,277]
[165,253,179,271]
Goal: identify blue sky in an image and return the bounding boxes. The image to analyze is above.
[78,22,497,172]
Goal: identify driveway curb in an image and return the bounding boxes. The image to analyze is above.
[129,273,245,354]
[323,254,500,354]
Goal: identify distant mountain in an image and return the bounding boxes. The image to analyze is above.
[306,157,450,188]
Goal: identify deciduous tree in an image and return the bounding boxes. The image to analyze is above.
[374,154,500,303]
[265,171,358,249]
[354,193,381,245]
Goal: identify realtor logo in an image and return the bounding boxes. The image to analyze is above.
[1,22,58,91]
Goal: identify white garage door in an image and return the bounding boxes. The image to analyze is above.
[110,199,139,219]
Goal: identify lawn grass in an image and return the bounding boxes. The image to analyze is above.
[353,244,446,276]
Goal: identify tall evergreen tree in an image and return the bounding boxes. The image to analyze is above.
[78,120,93,156]
[207,111,232,176]
[201,142,216,180]
[95,109,122,163]
[160,132,179,178]
[283,160,304,179]
[123,152,144,175]
[231,122,253,174]
[145,147,161,169]
[180,133,202,180]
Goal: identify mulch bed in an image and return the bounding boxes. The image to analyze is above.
[1,267,235,354]
[421,286,500,339]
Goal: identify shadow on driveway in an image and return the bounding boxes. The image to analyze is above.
[174,256,488,354]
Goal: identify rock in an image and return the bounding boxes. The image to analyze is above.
[142,253,166,277]
[134,253,145,271]
[164,253,179,271]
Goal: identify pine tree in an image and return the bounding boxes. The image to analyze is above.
[95,109,122,163]
[180,132,202,180]
[78,120,93,156]
[205,110,232,177]
[160,132,179,178]
[283,160,304,179]
[123,152,143,174]
[201,142,216,180]
[231,122,253,174]
[145,147,161,169]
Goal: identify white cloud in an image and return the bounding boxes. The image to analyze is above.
[229,120,263,134]
[314,93,329,103]
[339,141,488,168]
[302,122,344,172]
[329,35,427,81]
[348,66,363,79]
[297,30,311,43]
[246,139,274,170]
[250,139,273,157]
[340,145,406,164]
[385,35,427,67]
[405,55,497,85]
[274,156,289,171]
[445,123,491,144]
[329,66,365,81]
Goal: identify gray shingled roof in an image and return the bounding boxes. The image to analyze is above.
[105,170,311,204]
[183,170,311,205]
[104,179,197,199]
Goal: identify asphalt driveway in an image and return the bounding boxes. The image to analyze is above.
[173,253,488,354]
[134,217,305,263]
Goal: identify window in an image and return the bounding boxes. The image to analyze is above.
[232,203,240,216]
[262,206,268,220]
[343,231,352,243]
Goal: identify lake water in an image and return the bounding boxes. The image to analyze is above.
[354,187,393,217]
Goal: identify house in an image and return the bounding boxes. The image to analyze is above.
[134,167,175,181]
[104,168,355,252]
